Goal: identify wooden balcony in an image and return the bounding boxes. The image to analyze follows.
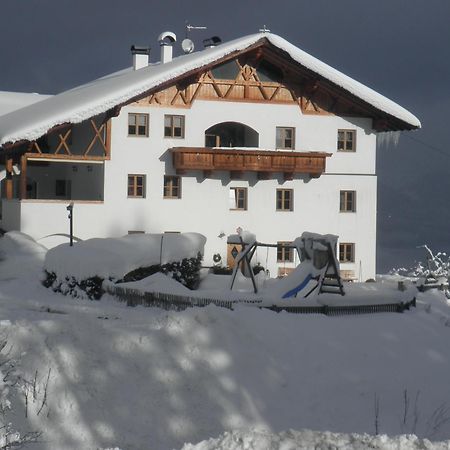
[171,147,331,179]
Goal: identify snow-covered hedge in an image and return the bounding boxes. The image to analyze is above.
[43,233,205,299]
[392,245,450,279]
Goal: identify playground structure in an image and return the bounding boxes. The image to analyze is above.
[228,231,345,298]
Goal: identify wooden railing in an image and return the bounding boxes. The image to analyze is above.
[171,147,331,179]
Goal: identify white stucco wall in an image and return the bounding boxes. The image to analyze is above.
[4,98,378,279]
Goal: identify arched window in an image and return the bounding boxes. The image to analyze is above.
[205,122,259,148]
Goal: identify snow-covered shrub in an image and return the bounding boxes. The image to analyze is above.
[160,253,203,289]
[43,233,206,299]
[392,246,450,278]
[44,233,206,281]
[212,266,233,275]
[120,253,203,289]
[43,273,104,300]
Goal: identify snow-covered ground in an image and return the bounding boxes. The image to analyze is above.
[1,232,450,450]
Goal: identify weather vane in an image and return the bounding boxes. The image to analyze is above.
[259,25,271,33]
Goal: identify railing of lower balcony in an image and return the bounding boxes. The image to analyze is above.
[170,147,331,179]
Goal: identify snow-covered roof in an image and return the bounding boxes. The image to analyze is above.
[0,33,420,146]
[0,91,52,118]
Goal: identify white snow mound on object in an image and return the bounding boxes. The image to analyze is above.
[0,231,47,280]
[44,232,206,280]
[180,429,450,450]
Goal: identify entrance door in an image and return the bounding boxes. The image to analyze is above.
[227,243,242,269]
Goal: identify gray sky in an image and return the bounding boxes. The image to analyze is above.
[1,0,449,271]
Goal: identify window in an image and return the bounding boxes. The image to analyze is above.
[276,127,295,150]
[229,187,247,210]
[277,242,294,263]
[127,174,145,198]
[337,129,356,152]
[55,179,70,198]
[163,175,181,199]
[276,189,293,211]
[340,190,356,212]
[164,115,185,138]
[211,60,240,80]
[339,243,355,263]
[128,113,149,137]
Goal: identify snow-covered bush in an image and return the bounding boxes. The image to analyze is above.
[392,245,450,280]
[43,273,104,300]
[120,253,203,289]
[43,233,206,299]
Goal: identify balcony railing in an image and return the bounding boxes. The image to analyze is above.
[170,147,331,179]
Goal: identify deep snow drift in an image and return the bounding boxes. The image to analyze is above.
[0,233,450,450]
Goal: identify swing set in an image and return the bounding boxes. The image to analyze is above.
[227,232,345,298]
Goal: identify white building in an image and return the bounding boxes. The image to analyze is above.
[0,32,420,280]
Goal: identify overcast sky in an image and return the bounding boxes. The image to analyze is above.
[1,0,449,271]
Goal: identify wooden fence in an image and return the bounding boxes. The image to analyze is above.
[268,298,416,316]
[104,282,416,316]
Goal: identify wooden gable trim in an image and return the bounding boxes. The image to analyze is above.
[119,40,268,112]
[125,39,414,131]
[260,44,413,131]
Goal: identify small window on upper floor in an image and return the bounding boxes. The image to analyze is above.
[276,189,293,211]
[164,115,185,138]
[128,113,149,137]
[276,127,295,150]
[337,129,356,152]
[128,174,146,198]
[340,190,356,212]
[339,243,355,263]
[163,175,181,199]
[229,187,247,210]
[277,241,294,263]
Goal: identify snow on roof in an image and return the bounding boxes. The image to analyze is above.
[0,33,420,146]
[0,91,52,118]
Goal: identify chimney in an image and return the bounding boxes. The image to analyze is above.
[131,45,150,70]
[158,31,177,64]
[203,36,222,48]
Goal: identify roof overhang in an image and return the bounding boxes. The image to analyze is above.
[0,33,420,148]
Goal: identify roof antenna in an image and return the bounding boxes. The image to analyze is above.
[185,21,207,38]
[182,21,207,54]
[259,25,271,33]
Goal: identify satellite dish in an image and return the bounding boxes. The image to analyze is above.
[181,38,194,54]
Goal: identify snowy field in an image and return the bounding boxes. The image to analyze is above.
[1,232,450,449]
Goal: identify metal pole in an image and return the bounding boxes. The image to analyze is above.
[67,202,74,246]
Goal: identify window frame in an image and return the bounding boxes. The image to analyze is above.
[163,175,181,199]
[164,115,185,139]
[340,190,356,213]
[276,126,296,150]
[277,241,294,263]
[276,188,293,211]
[128,113,149,137]
[229,187,248,211]
[337,129,356,152]
[127,174,146,198]
[339,243,355,263]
